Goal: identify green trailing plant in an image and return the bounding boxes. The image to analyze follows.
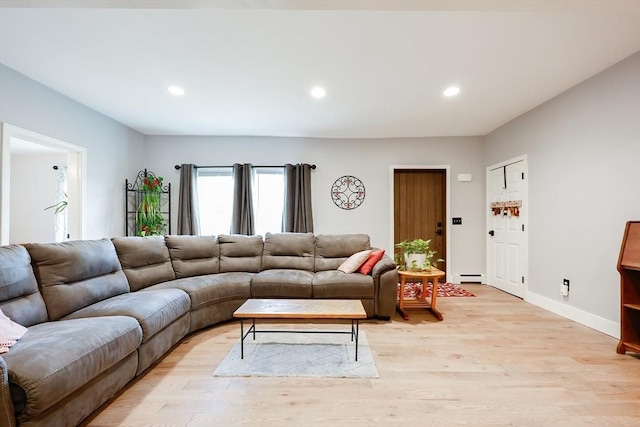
[136,173,166,236]
[395,238,444,271]
[44,193,68,215]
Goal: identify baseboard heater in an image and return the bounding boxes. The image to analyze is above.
[453,273,486,284]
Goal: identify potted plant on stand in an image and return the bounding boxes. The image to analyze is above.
[395,238,444,271]
[136,173,166,236]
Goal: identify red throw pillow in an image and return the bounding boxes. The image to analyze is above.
[358,249,385,275]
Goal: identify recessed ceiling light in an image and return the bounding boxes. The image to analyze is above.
[443,86,460,97]
[310,86,326,98]
[168,85,185,96]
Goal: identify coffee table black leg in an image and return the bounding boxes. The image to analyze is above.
[240,319,244,359]
[355,320,359,361]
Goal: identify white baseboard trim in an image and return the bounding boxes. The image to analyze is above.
[453,273,486,284]
[525,291,620,339]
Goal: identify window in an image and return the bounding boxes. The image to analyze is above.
[253,167,285,237]
[197,168,233,236]
[197,167,285,236]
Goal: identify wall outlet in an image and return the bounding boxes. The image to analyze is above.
[561,279,570,296]
[452,217,462,225]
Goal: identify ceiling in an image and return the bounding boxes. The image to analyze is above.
[1,1,639,139]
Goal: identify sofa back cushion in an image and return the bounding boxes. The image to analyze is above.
[24,239,129,320]
[218,234,263,273]
[314,234,371,271]
[166,235,220,278]
[112,236,176,291]
[262,232,315,271]
[0,245,48,327]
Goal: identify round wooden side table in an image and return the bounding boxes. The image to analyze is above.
[397,268,446,321]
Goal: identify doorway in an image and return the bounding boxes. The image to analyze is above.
[391,165,450,281]
[1,123,87,244]
[486,155,528,298]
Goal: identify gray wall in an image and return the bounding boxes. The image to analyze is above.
[0,64,145,238]
[145,135,486,279]
[484,52,640,330]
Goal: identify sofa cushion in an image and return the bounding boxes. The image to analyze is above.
[312,270,375,298]
[63,289,190,343]
[112,236,176,291]
[337,250,372,273]
[218,234,263,273]
[147,272,252,311]
[251,269,314,298]
[261,232,315,271]
[314,234,371,272]
[359,249,386,275]
[3,316,141,421]
[166,235,220,278]
[0,245,48,327]
[24,239,129,320]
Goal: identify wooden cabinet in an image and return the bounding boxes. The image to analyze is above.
[617,221,640,355]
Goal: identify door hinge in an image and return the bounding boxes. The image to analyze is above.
[522,224,525,231]
[521,276,525,284]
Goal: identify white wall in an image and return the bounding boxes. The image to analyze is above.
[10,152,66,243]
[145,135,486,278]
[0,64,145,238]
[484,52,640,335]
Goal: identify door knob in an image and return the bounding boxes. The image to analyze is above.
[436,229,442,236]
[488,230,495,236]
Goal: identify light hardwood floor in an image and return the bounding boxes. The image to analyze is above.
[85,285,639,426]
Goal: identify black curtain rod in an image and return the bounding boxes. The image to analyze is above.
[174,164,316,170]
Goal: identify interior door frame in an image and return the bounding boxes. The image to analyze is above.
[485,154,528,297]
[1,123,87,244]
[390,165,452,283]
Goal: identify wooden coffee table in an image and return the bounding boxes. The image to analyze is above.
[233,299,367,360]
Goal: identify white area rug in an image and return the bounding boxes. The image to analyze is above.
[213,330,379,378]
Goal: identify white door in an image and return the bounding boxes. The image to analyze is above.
[487,158,527,298]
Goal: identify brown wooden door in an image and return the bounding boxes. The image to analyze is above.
[394,169,446,274]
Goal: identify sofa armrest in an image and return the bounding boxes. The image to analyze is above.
[371,255,396,277]
[371,254,398,319]
[0,356,16,427]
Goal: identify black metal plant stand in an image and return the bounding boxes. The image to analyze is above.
[125,169,171,236]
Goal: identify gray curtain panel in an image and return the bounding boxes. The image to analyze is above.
[283,163,314,233]
[231,163,255,235]
[177,163,200,235]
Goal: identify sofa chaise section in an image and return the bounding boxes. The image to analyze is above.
[0,244,142,427]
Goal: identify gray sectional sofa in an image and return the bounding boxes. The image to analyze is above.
[0,232,397,427]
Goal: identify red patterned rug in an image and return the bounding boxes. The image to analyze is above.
[398,282,476,299]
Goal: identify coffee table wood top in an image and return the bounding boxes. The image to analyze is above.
[234,299,367,319]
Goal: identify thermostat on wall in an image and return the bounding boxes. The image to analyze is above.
[457,173,472,182]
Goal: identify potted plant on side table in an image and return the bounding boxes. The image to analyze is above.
[395,238,444,271]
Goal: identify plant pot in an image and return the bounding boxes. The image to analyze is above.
[405,254,426,270]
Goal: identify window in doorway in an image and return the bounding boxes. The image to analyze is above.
[53,166,69,242]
